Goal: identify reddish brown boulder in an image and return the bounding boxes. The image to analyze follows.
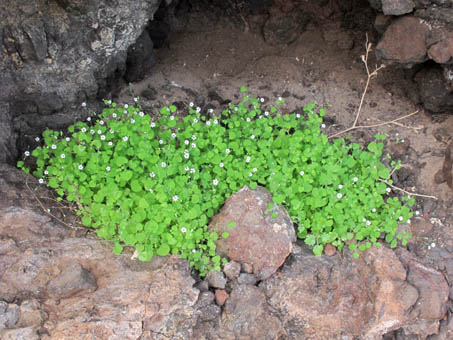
[215,289,229,306]
[209,186,296,280]
[376,16,429,66]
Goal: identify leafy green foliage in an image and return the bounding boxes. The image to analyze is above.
[18,90,413,274]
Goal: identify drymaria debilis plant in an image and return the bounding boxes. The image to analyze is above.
[18,87,413,276]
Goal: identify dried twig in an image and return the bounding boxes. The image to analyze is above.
[378,179,438,200]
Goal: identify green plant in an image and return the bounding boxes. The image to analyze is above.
[18,88,413,275]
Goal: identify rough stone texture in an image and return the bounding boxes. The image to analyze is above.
[0,0,161,164]
[263,11,309,45]
[195,291,221,322]
[206,270,227,289]
[214,289,229,306]
[47,263,97,299]
[376,16,429,67]
[237,273,258,285]
[219,284,285,339]
[381,0,415,16]
[209,185,296,280]
[222,261,241,280]
[414,65,453,113]
[0,164,200,340]
[260,245,449,340]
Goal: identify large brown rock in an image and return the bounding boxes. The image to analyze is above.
[209,185,296,280]
[260,245,449,339]
[376,16,429,67]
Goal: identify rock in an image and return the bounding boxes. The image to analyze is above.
[261,245,448,339]
[124,29,156,83]
[195,280,210,292]
[47,263,97,299]
[324,243,336,256]
[206,270,227,289]
[16,300,46,328]
[237,273,258,285]
[223,261,241,280]
[428,33,453,64]
[0,302,19,331]
[414,64,453,113]
[220,284,284,339]
[196,291,221,322]
[215,289,229,306]
[376,16,429,67]
[0,326,40,340]
[0,0,161,164]
[381,0,415,16]
[241,262,254,274]
[374,13,392,34]
[209,186,296,280]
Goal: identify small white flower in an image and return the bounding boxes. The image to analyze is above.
[81,127,87,133]
[161,162,166,167]
[184,140,189,145]
[172,195,179,202]
[134,97,138,102]
[109,129,113,133]
[181,227,187,233]
[407,219,411,224]
[24,151,30,156]
[265,111,269,116]
[363,218,367,222]
[35,137,40,142]
[97,129,102,134]
[219,162,224,168]
[321,124,326,129]
[139,111,144,117]
[124,104,129,109]
[108,100,112,105]
[386,187,391,193]
[106,166,111,171]
[371,208,376,213]
[159,139,164,145]
[401,139,405,143]
[130,119,135,124]
[44,170,48,175]
[338,184,343,189]
[226,148,231,154]
[51,144,57,150]
[278,96,282,101]
[170,115,175,120]
[191,143,196,148]
[260,98,264,103]
[65,137,70,142]
[39,178,44,184]
[82,102,86,107]
[87,117,91,122]
[101,135,106,140]
[366,220,371,226]
[208,108,214,113]
[193,118,198,124]
[123,136,128,142]
[90,130,95,135]
[353,177,358,182]
[249,172,253,177]
[213,119,218,124]
[78,165,84,170]
[99,120,104,125]
[234,107,238,111]
[190,168,196,174]
[191,135,196,140]
[206,121,211,126]
[184,166,189,171]
[196,107,201,113]
[192,249,196,253]
[251,135,255,139]
[150,172,156,178]
[213,179,219,186]
[150,122,156,128]
[431,242,436,248]
[61,154,65,159]
[399,216,403,221]
[171,133,177,139]
[415,210,420,216]
[189,102,194,107]
[253,167,257,172]
[300,171,304,176]
[108,141,113,146]
[337,193,343,199]
[246,118,251,122]
[296,113,301,119]
[245,156,251,163]
[184,153,190,159]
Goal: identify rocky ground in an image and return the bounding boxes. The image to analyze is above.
[1,1,453,339]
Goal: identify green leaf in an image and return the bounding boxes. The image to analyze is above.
[113,242,123,255]
[156,244,170,256]
[221,232,229,238]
